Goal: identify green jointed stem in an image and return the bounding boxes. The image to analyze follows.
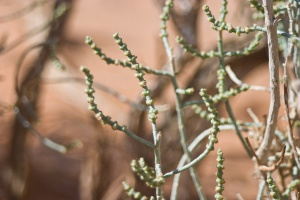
[85,36,172,77]
[112,32,164,200]
[160,0,206,199]
[219,0,228,22]
[122,181,152,200]
[282,179,300,198]
[248,0,264,13]
[224,32,264,57]
[164,89,220,178]
[266,174,280,200]
[80,66,154,149]
[177,36,215,59]
[215,149,225,200]
[131,158,164,188]
[203,5,254,35]
[216,24,252,158]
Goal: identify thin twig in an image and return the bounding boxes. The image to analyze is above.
[13,106,67,153]
[169,127,290,196]
[245,137,259,160]
[217,25,252,158]
[258,144,286,172]
[225,65,270,92]
[247,108,260,124]
[166,124,252,179]
[236,193,245,200]
[170,124,240,199]
[43,77,151,111]
[15,42,53,96]
[256,180,266,200]
[246,108,263,149]
[160,0,205,199]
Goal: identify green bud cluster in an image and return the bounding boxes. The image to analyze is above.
[131,158,165,188]
[202,5,218,28]
[224,32,263,57]
[122,181,151,200]
[113,33,137,64]
[219,0,228,22]
[274,2,290,15]
[85,36,130,67]
[50,46,65,71]
[176,10,263,59]
[216,68,227,94]
[248,0,264,13]
[113,33,158,123]
[249,1,287,19]
[80,66,127,132]
[212,84,250,103]
[85,36,160,75]
[282,179,300,198]
[160,0,174,38]
[203,5,256,35]
[192,105,243,126]
[176,36,216,59]
[266,174,280,200]
[176,87,195,95]
[215,149,225,200]
[294,120,300,128]
[178,31,262,58]
[192,105,210,120]
[199,89,220,151]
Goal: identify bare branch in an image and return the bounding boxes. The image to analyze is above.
[256,0,281,164]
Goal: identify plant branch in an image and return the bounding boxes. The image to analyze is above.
[256,0,281,164]
[0,2,68,55]
[13,107,68,153]
[0,0,50,23]
[171,124,244,199]
[160,0,205,199]
[80,67,155,149]
[225,65,270,92]
[216,26,252,158]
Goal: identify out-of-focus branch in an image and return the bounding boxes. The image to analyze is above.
[7,1,72,199]
[13,107,68,153]
[44,77,149,110]
[0,1,68,56]
[0,0,50,23]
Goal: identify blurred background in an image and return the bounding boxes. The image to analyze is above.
[0,0,271,199]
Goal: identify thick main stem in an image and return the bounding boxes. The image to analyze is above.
[256,0,280,163]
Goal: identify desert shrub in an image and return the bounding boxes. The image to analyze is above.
[3,0,300,199]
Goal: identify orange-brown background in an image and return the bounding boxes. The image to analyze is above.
[0,1,271,199]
